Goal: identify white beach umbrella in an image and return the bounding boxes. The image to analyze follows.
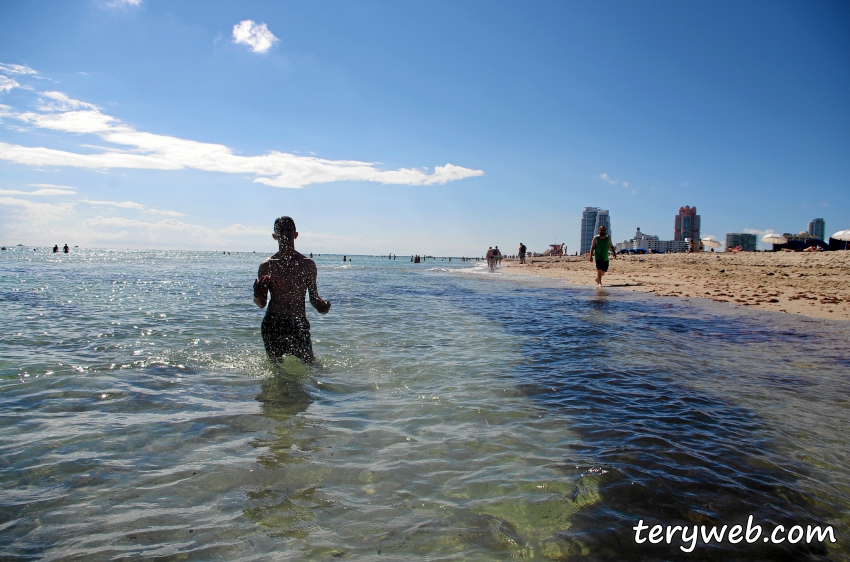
[832,230,850,249]
[761,233,788,245]
[700,236,721,248]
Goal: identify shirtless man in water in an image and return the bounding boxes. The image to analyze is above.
[253,216,331,363]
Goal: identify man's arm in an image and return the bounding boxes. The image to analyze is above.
[253,262,270,308]
[589,238,596,261]
[305,261,331,314]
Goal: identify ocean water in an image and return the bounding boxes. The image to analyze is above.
[1,248,848,561]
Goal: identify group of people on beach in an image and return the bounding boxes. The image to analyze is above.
[485,246,503,270]
[509,227,615,287]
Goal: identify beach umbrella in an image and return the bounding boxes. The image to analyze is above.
[761,233,788,245]
[700,236,721,249]
[832,230,850,241]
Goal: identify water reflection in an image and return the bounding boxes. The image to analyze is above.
[243,364,331,542]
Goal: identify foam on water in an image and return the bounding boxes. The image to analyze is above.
[1,248,848,560]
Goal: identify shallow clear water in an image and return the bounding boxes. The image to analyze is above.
[1,248,848,560]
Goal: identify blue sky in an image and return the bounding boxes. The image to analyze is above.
[1,0,848,255]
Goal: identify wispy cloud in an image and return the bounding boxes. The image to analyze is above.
[104,0,142,7]
[743,228,779,236]
[598,172,632,188]
[598,172,618,185]
[82,199,185,216]
[0,187,77,196]
[0,196,77,243]
[83,216,266,247]
[0,76,20,94]
[0,63,37,76]
[0,86,484,188]
[29,183,77,190]
[233,20,278,54]
[37,91,99,112]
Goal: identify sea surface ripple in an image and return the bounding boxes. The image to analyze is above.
[0,249,847,560]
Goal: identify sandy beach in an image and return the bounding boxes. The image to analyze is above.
[503,251,850,321]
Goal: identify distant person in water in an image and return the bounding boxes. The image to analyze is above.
[63,244,69,253]
[486,247,495,270]
[253,216,331,364]
[589,225,616,287]
[53,245,59,253]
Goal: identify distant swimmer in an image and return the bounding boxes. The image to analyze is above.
[253,216,331,364]
[343,255,347,262]
[589,225,616,288]
[53,245,59,253]
[63,244,69,253]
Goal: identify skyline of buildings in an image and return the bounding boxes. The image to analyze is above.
[580,206,833,255]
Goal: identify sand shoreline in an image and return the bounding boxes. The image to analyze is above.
[500,252,850,321]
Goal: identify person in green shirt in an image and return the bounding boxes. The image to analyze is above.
[589,225,616,287]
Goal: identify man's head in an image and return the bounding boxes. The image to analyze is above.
[273,216,298,246]
[599,225,607,235]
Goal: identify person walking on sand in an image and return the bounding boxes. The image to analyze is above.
[518,242,527,264]
[253,216,331,364]
[589,225,616,288]
[486,246,495,270]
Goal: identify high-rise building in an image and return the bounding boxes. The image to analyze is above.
[808,218,825,240]
[674,206,701,243]
[725,233,757,252]
[580,207,611,254]
[615,227,689,253]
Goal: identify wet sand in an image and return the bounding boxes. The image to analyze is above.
[502,251,850,321]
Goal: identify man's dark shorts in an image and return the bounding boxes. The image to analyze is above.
[595,259,609,272]
[261,312,314,363]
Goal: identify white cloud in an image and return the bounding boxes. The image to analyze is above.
[105,0,142,7]
[83,216,266,247]
[622,181,629,187]
[18,109,117,134]
[0,76,20,94]
[38,91,99,112]
[0,63,37,76]
[743,228,775,236]
[82,199,185,216]
[0,196,77,243]
[0,187,77,196]
[598,173,618,185]
[29,183,77,189]
[232,20,279,53]
[83,199,145,210]
[0,92,484,188]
